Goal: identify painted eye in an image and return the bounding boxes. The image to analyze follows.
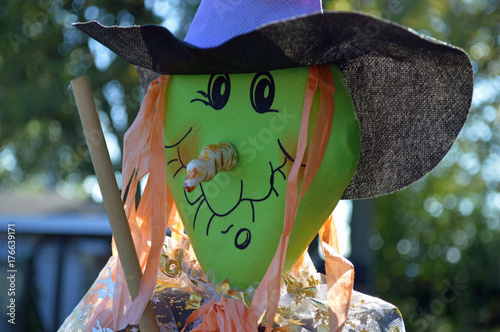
[191,74,230,110]
[209,74,230,110]
[250,72,278,114]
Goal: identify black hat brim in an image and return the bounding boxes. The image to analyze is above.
[75,11,473,200]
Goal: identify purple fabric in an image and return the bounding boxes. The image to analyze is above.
[184,0,322,47]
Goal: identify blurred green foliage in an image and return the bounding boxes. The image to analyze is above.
[1,0,499,331]
[0,0,199,199]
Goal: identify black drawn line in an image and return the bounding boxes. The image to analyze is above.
[165,127,193,148]
[221,224,234,234]
[278,138,306,167]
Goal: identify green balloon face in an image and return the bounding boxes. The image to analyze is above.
[164,65,360,289]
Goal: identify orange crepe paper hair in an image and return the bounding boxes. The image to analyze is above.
[85,76,177,330]
[320,215,354,331]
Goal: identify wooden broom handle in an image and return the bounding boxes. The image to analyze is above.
[71,77,159,332]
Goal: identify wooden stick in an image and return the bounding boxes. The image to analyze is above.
[71,77,159,332]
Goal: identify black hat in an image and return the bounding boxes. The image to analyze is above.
[75,8,473,199]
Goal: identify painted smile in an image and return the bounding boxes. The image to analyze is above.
[185,157,287,235]
[166,131,293,250]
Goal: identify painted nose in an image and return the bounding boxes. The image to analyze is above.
[184,142,238,192]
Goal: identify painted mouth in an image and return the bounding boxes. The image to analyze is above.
[166,132,294,251]
[186,158,287,233]
[182,157,286,250]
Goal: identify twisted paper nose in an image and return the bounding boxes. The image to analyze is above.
[184,142,238,193]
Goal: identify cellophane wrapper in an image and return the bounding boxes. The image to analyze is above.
[59,236,405,332]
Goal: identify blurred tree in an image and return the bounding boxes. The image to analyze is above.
[0,0,200,200]
[324,0,500,330]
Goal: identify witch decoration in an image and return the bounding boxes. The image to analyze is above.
[60,0,473,331]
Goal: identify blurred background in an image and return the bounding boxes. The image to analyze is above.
[0,0,499,331]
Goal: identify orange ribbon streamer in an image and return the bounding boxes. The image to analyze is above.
[182,298,258,332]
[320,215,354,331]
[248,65,320,331]
[86,76,172,331]
[249,64,353,332]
